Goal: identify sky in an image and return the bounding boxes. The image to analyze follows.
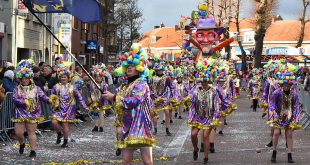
[137,0,305,33]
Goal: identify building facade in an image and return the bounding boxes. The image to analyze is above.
[0,0,53,67]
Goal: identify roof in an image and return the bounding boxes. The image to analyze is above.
[265,20,310,41]
[229,18,256,32]
[139,27,184,48]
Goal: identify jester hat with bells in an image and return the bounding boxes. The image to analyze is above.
[119,43,149,84]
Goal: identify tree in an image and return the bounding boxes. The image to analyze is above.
[296,0,310,48]
[235,0,248,72]
[253,0,277,68]
[114,0,143,52]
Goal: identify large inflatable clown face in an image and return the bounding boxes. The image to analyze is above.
[194,29,218,54]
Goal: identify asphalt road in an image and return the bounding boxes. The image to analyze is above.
[0,91,309,165]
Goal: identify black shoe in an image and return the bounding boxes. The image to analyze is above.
[288,153,294,163]
[174,113,178,118]
[170,119,173,123]
[24,132,28,138]
[29,150,36,158]
[262,113,267,118]
[200,143,204,152]
[193,148,199,161]
[219,131,223,135]
[153,128,157,135]
[265,140,273,148]
[99,127,104,132]
[56,132,62,144]
[161,120,165,124]
[116,148,121,156]
[178,116,182,119]
[271,150,277,163]
[203,157,209,164]
[92,126,99,132]
[61,139,68,148]
[210,143,215,153]
[19,143,25,154]
[166,128,172,136]
[251,105,253,108]
[224,120,228,125]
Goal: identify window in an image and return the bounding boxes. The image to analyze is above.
[151,36,157,43]
[243,31,254,43]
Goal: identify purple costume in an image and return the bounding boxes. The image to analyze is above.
[50,83,87,122]
[12,84,49,123]
[187,85,221,129]
[215,85,234,116]
[247,78,261,99]
[260,78,279,114]
[267,88,301,129]
[172,82,189,107]
[89,82,111,112]
[114,78,155,148]
[149,75,174,111]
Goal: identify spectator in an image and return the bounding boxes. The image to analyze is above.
[0,82,5,102]
[43,65,57,89]
[39,62,46,71]
[33,66,47,91]
[105,70,113,86]
[3,70,15,93]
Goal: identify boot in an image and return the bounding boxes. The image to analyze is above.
[161,120,165,124]
[193,148,199,161]
[115,148,121,156]
[224,119,228,125]
[200,143,204,152]
[92,126,98,132]
[209,143,215,153]
[29,150,36,158]
[174,112,178,118]
[219,131,223,135]
[271,150,277,163]
[56,132,62,144]
[153,128,157,135]
[288,153,294,163]
[99,127,104,132]
[203,157,209,164]
[166,128,172,136]
[265,140,273,148]
[178,116,182,119]
[19,143,25,154]
[170,119,173,123]
[61,139,68,148]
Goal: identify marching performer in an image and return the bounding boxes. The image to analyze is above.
[247,69,261,112]
[173,67,189,119]
[268,63,301,163]
[49,62,88,148]
[149,54,174,136]
[103,44,155,164]
[89,63,111,132]
[12,60,50,158]
[188,59,221,164]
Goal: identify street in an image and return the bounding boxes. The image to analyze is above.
[1,91,310,165]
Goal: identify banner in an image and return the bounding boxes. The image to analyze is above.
[23,0,101,23]
[53,13,72,47]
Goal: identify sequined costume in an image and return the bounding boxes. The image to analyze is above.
[89,82,111,112]
[149,75,174,111]
[115,78,155,148]
[172,82,190,107]
[50,83,87,122]
[215,85,234,116]
[260,78,279,114]
[187,85,221,129]
[247,78,261,100]
[267,88,301,129]
[12,84,50,123]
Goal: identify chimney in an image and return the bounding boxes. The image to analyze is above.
[160,22,165,28]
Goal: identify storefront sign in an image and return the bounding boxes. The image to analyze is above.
[53,13,72,47]
[86,40,98,52]
[17,0,28,14]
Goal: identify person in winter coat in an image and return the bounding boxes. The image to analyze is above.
[3,70,15,93]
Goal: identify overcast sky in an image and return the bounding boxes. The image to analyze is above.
[138,0,305,33]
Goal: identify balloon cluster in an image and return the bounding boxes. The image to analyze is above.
[215,66,228,82]
[91,63,107,77]
[195,59,217,83]
[119,43,149,84]
[56,62,72,79]
[15,59,34,79]
[277,62,299,85]
[153,53,166,71]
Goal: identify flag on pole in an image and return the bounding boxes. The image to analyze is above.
[23,0,101,23]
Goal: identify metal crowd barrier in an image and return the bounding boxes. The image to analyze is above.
[1,92,15,144]
[297,85,310,129]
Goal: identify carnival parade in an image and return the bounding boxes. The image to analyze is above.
[1,0,310,165]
